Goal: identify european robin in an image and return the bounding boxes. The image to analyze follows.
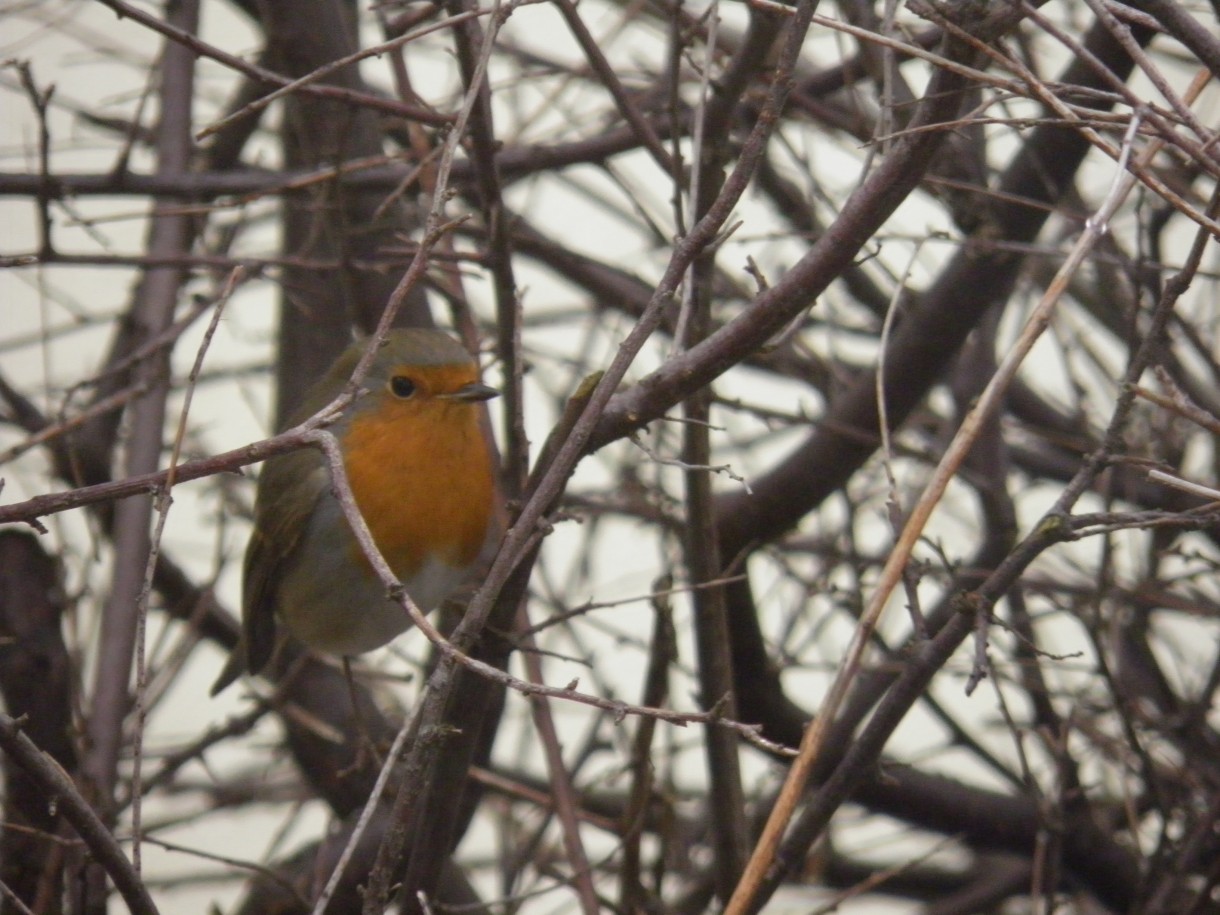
[211,328,498,695]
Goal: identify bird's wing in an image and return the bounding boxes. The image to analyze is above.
[242,445,329,676]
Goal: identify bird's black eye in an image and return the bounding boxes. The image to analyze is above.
[389,375,417,399]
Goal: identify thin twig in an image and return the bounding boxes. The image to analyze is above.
[130,270,235,871]
[1146,470,1220,503]
[95,0,448,130]
[195,7,487,140]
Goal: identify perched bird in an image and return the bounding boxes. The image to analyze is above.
[211,328,498,695]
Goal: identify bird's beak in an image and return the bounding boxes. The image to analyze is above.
[446,381,499,403]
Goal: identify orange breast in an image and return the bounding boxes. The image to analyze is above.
[340,385,495,581]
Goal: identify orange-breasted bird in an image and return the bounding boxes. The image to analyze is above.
[211,328,498,695]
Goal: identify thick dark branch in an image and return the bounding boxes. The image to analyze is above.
[0,713,160,915]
